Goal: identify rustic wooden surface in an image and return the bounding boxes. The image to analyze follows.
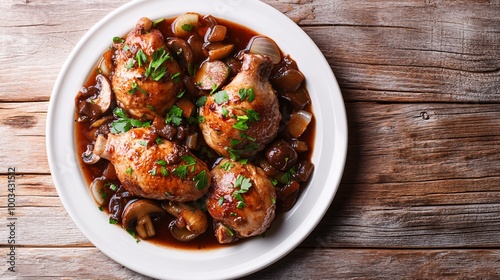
[1,0,499,279]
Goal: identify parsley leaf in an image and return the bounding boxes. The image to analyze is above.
[173,165,188,179]
[193,170,208,190]
[221,106,229,117]
[128,81,149,95]
[171,72,181,83]
[196,96,207,107]
[165,105,183,126]
[214,90,229,104]
[238,87,255,102]
[181,155,197,166]
[181,24,194,31]
[245,109,260,122]
[145,46,172,81]
[111,108,150,134]
[232,175,252,209]
[135,49,147,67]
[219,161,234,171]
[113,36,125,43]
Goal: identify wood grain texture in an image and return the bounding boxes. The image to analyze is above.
[2,247,500,279]
[1,0,500,279]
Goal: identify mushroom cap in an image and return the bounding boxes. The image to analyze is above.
[121,199,165,230]
[92,74,114,116]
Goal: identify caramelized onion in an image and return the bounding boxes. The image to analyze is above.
[287,110,312,138]
[90,177,106,206]
[185,133,198,150]
[247,36,281,64]
[172,12,199,37]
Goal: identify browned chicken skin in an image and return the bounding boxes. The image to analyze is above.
[206,158,276,243]
[112,17,183,120]
[93,127,210,202]
[199,53,282,159]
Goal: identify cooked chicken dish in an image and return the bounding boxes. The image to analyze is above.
[74,13,315,248]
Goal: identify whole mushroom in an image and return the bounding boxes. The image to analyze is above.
[121,199,166,240]
[77,74,114,119]
[162,201,208,242]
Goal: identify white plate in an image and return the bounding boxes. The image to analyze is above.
[46,0,348,279]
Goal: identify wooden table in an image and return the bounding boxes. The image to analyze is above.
[1,0,499,278]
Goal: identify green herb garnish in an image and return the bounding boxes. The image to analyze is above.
[214,90,229,104]
[145,46,172,81]
[181,24,194,31]
[193,170,208,190]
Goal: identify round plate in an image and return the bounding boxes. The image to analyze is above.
[46,0,348,279]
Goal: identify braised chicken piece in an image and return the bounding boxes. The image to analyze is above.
[199,53,281,159]
[93,127,210,202]
[112,17,183,120]
[206,158,276,243]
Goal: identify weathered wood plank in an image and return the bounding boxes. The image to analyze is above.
[2,247,500,279]
[1,0,498,102]
[0,102,48,174]
[245,248,500,280]
[342,103,500,184]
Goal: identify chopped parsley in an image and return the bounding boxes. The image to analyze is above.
[280,166,297,185]
[193,170,208,190]
[173,165,188,179]
[233,115,249,131]
[181,24,194,31]
[161,166,169,176]
[214,90,229,104]
[238,87,255,102]
[111,108,150,134]
[126,58,134,69]
[232,175,252,209]
[221,106,229,117]
[173,155,197,179]
[125,167,133,175]
[126,229,140,243]
[171,72,181,83]
[245,109,260,122]
[165,105,183,126]
[145,46,172,81]
[176,89,186,98]
[153,18,165,26]
[128,81,149,95]
[196,96,207,107]
[210,83,218,95]
[113,36,124,43]
[135,49,147,67]
[218,197,225,206]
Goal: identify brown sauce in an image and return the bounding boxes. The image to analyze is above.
[75,14,315,250]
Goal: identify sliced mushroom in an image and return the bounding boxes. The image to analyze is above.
[121,199,166,240]
[79,75,113,119]
[92,75,113,115]
[194,60,229,91]
[82,144,101,165]
[161,201,208,242]
[166,37,194,67]
[206,43,234,61]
